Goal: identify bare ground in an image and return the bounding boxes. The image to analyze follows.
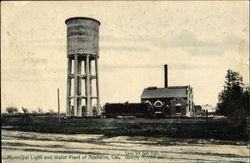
[1,130,249,163]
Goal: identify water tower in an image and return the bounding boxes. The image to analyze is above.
[65,17,101,117]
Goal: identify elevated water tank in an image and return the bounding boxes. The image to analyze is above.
[65,17,100,57]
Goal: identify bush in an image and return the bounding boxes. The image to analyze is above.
[6,106,18,114]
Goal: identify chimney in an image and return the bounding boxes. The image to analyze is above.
[164,64,168,88]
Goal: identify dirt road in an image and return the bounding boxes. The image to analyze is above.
[2,130,249,162]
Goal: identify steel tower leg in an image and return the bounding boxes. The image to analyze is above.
[85,55,91,116]
[77,60,82,117]
[95,58,100,116]
[74,54,78,116]
[89,60,92,115]
[66,58,72,116]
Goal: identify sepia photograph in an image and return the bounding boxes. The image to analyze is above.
[1,1,249,162]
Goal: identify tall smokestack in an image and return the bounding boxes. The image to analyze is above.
[164,64,168,88]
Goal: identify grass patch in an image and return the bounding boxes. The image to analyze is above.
[1,116,248,141]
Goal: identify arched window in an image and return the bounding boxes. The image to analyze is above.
[154,100,163,107]
[144,100,152,106]
[175,103,182,113]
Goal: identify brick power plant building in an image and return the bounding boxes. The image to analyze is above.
[141,65,195,117]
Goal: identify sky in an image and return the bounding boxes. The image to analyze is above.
[1,1,249,112]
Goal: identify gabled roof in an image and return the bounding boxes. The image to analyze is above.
[141,86,189,99]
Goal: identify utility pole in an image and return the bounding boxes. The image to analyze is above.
[57,88,60,123]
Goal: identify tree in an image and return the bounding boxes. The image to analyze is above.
[48,109,55,114]
[21,107,29,114]
[243,87,250,116]
[37,108,43,114]
[21,107,31,122]
[31,110,37,114]
[216,69,246,118]
[6,106,18,114]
